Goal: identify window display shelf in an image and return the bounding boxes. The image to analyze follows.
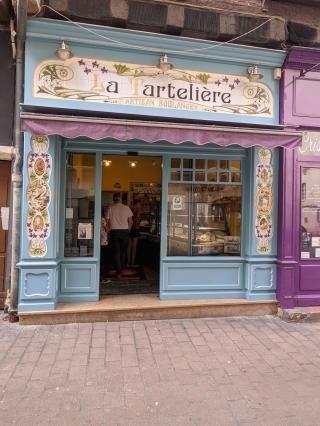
[196,226,225,230]
[168,181,241,257]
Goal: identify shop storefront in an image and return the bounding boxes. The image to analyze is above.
[18,18,300,312]
[278,47,320,308]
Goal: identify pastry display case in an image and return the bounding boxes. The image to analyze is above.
[192,202,227,255]
[167,183,241,256]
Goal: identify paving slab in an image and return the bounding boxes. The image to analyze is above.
[1,313,320,425]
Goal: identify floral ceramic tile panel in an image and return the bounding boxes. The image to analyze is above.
[26,135,51,257]
[255,148,273,254]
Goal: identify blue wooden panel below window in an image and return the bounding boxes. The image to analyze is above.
[61,262,97,293]
[162,261,243,291]
[18,266,58,311]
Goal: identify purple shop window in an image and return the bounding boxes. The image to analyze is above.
[301,168,320,259]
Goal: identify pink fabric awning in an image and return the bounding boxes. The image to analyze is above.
[21,114,302,149]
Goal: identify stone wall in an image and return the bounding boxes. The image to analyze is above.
[0,30,14,147]
[40,0,320,48]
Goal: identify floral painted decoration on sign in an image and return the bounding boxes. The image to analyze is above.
[255,148,273,254]
[33,57,273,117]
[26,135,51,257]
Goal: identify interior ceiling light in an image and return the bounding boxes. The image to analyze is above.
[129,160,137,168]
[103,160,112,167]
[247,65,264,82]
[55,41,74,60]
[159,54,173,72]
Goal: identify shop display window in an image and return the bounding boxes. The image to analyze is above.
[64,153,96,257]
[169,158,241,184]
[167,158,242,256]
[300,167,320,259]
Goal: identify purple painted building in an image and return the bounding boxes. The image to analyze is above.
[278,47,320,308]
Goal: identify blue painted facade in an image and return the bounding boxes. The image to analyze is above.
[18,18,285,311]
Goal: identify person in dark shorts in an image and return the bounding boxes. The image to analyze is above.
[106,193,133,279]
[128,200,141,267]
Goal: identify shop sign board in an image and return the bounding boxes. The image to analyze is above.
[300,132,320,156]
[33,57,274,119]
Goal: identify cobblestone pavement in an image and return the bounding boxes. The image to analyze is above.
[1,315,320,426]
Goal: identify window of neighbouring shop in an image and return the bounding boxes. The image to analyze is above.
[167,157,242,256]
[64,153,96,257]
[301,167,320,260]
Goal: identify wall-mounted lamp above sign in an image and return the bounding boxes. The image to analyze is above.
[55,41,74,60]
[159,54,173,72]
[273,68,282,80]
[247,65,264,82]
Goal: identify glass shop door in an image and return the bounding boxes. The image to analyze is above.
[99,154,162,296]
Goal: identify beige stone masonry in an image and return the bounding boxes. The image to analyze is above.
[110,0,129,20]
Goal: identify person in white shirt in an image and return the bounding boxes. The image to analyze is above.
[106,193,133,279]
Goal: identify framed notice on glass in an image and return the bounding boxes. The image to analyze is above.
[78,223,93,240]
[172,195,184,210]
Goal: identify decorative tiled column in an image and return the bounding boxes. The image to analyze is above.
[255,148,273,255]
[244,147,278,300]
[18,133,60,311]
[26,135,52,257]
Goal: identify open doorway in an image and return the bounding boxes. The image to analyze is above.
[100,155,162,296]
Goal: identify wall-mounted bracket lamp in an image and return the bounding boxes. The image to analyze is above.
[247,65,264,82]
[159,54,173,72]
[55,41,74,60]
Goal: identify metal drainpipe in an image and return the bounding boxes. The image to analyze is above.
[8,0,27,321]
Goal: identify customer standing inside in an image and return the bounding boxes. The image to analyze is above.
[128,200,141,267]
[106,193,133,279]
[100,206,109,278]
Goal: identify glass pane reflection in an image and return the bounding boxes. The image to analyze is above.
[64,153,95,257]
